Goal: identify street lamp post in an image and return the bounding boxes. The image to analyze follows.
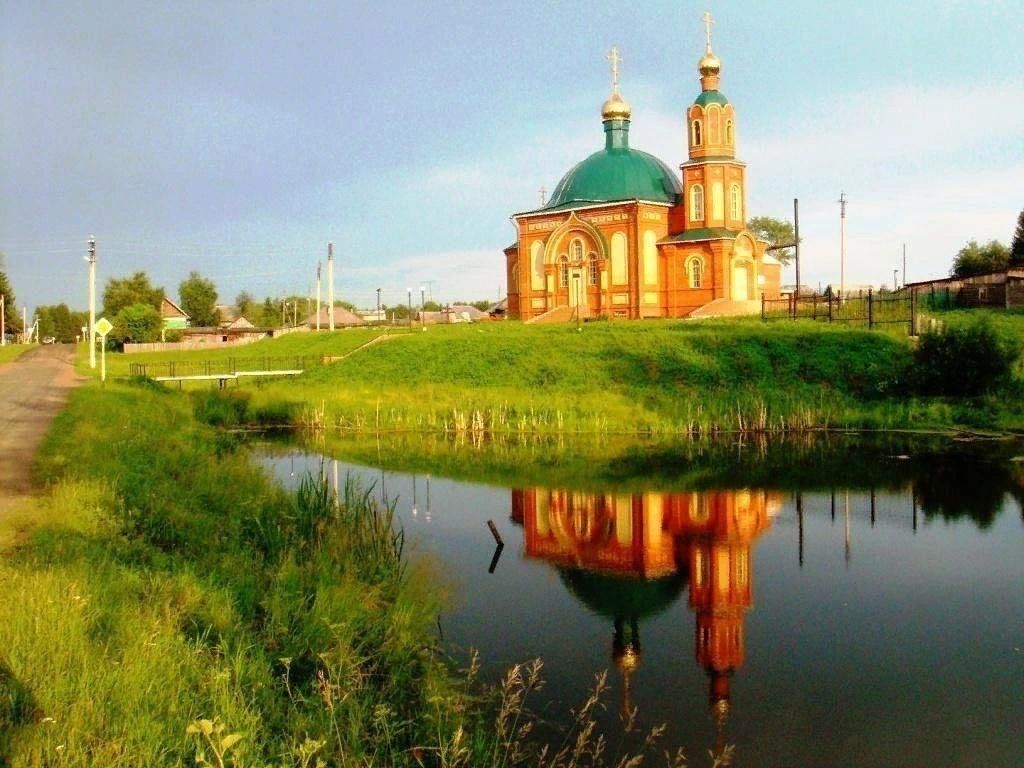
[86,236,96,369]
[407,288,412,330]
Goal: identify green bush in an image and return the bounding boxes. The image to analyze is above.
[911,320,1020,396]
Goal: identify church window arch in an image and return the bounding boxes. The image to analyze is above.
[691,119,702,147]
[610,232,628,284]
[530,241,545,290]
[729,184,742,221]
[510,262,520,293]
[726,119,734,144]
[559,255,569,288]
[686,256,704,289]
[588,252,599,285]
[690,183,705,222]
[707,105,721,144]
[570,238,584,264]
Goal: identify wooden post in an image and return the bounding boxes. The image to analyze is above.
[867,288,874,329]
[761,293,766,321]
[828,293,833,323]
[813,294,818,320]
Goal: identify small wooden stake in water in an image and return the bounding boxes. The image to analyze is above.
[487,519,503,546]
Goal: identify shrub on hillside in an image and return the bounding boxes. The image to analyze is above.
[911,320,1020,397]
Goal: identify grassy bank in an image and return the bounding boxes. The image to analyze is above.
[243,317,1022,434]
[0,380,464,766]
[90,312,1024,435]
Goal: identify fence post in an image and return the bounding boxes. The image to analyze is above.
[812,294,818,320]
[867,288,874,329]
[828,293,833,322]
[761,294,766,321]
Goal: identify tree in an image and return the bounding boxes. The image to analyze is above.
[36,303,88,343]
[1011,209,1024,266]
[179,272,219,327]
[0,264,21,335]
[111,303,162,346]
[748,216,796,264]
[951,240,1010,278]
[235,291,256,320]
[103,272,163,317]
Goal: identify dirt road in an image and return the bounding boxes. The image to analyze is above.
[0,345,83,513]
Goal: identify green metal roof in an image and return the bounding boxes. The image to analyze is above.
[660,227,741,244]
[539,119,681,212]
[694,89,729,107]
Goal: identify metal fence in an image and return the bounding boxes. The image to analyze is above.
[762,289,918,334]
[128,355,322,378]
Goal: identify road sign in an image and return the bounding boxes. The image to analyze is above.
[95,317,113,336]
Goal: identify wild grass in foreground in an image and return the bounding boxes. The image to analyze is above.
[0,344,32,365]
[1,380,708,766]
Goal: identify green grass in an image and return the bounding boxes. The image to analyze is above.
[95,327,387,378]
[243,319,957,434]
[0,344,31,365]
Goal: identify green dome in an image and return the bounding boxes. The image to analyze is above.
[694,89,729,107]
[544,120,681,210]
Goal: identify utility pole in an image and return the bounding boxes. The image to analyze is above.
[838,192,847,301]
[424,280,435,303]
[420,286,426,328]
[22,307,27,343]
[327,242,335,332]
[1,293,5,346]
[316,262,322,331]
[376,287,381,324]
[793,198,801,298]
[86,236,96,368]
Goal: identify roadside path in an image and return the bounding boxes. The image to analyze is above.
[0,345,83,515]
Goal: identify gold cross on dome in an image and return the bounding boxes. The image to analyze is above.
[606,46,622,93]
[702,10,715,51]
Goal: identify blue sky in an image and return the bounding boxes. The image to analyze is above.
[2,0,1022,312]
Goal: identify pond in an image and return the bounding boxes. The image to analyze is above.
[261,435,1024,767]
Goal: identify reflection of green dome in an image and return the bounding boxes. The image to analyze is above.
[557,567,686,620]
[544,120,681,210]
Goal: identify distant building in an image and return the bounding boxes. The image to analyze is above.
[160,297,189,331]
[305,306,368,328]
[905,269,1024,309]
[503,15,780,322]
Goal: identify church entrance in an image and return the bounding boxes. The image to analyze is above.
[732,264,749,301]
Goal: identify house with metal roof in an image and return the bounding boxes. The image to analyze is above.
[503,15,780,322]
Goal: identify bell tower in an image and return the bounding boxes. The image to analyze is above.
[681,11,746,232]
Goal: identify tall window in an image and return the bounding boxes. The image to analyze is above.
[690,184,705,221]
[559,255,569,288]
[588,252,598,285]
[691,119,702,147]
[687,257,703,288]
[510,263,519,293]
[729,184,742,221]
[570,239,584,263]
[726,119,734,144]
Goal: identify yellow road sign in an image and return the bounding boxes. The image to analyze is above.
[95,317,113,337]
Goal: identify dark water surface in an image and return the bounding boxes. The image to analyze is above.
[261,437,1024,767]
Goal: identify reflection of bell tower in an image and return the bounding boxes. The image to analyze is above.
[686,489,770,760]
[612,617,641,720]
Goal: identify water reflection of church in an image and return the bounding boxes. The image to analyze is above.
[510,487,780,751]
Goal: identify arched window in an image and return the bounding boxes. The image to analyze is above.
[588,252,598,285]
[559,255,569,288]
[729,184,742,221]
[725,119,734,144]
[687,256,704,288]
[510,262,520,293]
[570,238,584,263]
[691,119,702,147]
[690,184,705,222]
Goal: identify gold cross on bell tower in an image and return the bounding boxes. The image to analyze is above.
[606,46,622,94]
[702,10,715,52]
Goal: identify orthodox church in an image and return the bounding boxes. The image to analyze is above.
[504,15,781,321]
